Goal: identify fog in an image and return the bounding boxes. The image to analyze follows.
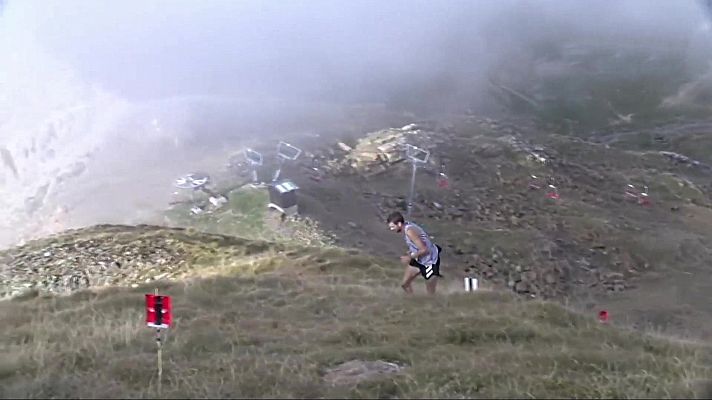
[0,0,710,247]
[10,0,710,108]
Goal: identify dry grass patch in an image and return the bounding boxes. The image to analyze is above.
[1,248,711,398]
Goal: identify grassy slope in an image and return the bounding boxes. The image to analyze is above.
[1,226,711,399]
[164,188,273,240]
[163,187,334,247]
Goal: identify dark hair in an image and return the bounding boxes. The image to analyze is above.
[386,211,405,224]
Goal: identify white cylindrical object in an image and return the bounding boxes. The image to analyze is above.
[464,277,479,292]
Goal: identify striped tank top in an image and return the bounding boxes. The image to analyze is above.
[404,222,439,266]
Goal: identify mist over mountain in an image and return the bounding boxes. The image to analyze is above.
[9,1,711,109]
[1,0,712,247]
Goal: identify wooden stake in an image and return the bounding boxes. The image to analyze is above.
[155,288,163,396]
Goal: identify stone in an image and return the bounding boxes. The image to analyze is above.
[515,281,530,293]
[612,283,625,292]
[209,196,228,208]
[0,229,194,298]
[545,273,557,284]
[337,142,353,152]
[323,360,405,386]
[523,271,537,281]
[604,272,624,281]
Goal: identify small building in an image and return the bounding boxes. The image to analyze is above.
[267,179,299,216]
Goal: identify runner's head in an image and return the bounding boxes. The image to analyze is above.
[386,211,405,233]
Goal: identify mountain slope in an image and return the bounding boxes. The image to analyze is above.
[1,225,710,398]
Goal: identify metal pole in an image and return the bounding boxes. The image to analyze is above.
[407,161,417,219]
[156,328,162,396]
[154,288,163,396]
[273,158,284,182]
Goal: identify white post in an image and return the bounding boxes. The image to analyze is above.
[154,288,163,396]
[404,144,429,220]
[272,158,284,182]
[156,328,163,395]
[464,277,479,292]
[407,161,417,220]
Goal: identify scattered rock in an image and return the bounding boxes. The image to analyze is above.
[0,228,195,298]
[545,273,557,284]
[323,360,405,386]
[313,123,441,179]
[659,151,708,169]
[515,281,530,293]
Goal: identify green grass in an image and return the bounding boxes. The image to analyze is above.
[164,188,273,240]
[162,187,334,248]
[1,226,711,399]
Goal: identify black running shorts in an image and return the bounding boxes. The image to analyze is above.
[409,245,442,280]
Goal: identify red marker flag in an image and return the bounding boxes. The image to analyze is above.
[638,194,651,207]
[546,184,560,200]
[146,294,172,329]
[437,173,450,189]
[598,310,609,323]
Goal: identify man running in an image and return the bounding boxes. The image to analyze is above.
[386,211,442,294]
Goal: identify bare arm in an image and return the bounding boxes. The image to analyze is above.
[405,227,430,259]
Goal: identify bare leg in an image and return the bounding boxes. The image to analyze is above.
[401,265,421,294]
[425,276,439,295]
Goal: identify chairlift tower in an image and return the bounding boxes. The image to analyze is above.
[267,141,303,217]
[405,144,430,220]
[243,148,263,186]
[272,141,302,182]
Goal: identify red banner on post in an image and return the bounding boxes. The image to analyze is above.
[437,173,450,189]
[146,294,172,329]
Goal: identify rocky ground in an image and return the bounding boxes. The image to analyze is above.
[0,224,300,298]
[3,228,710,398]
[237,114,712,337]
[270,116,710,300]
[0,225,190,297]
[4,113,712,338]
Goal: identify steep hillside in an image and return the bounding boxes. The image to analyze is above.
[1,225,711,398]
[251,115,712,339]
[110,113,712,341]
